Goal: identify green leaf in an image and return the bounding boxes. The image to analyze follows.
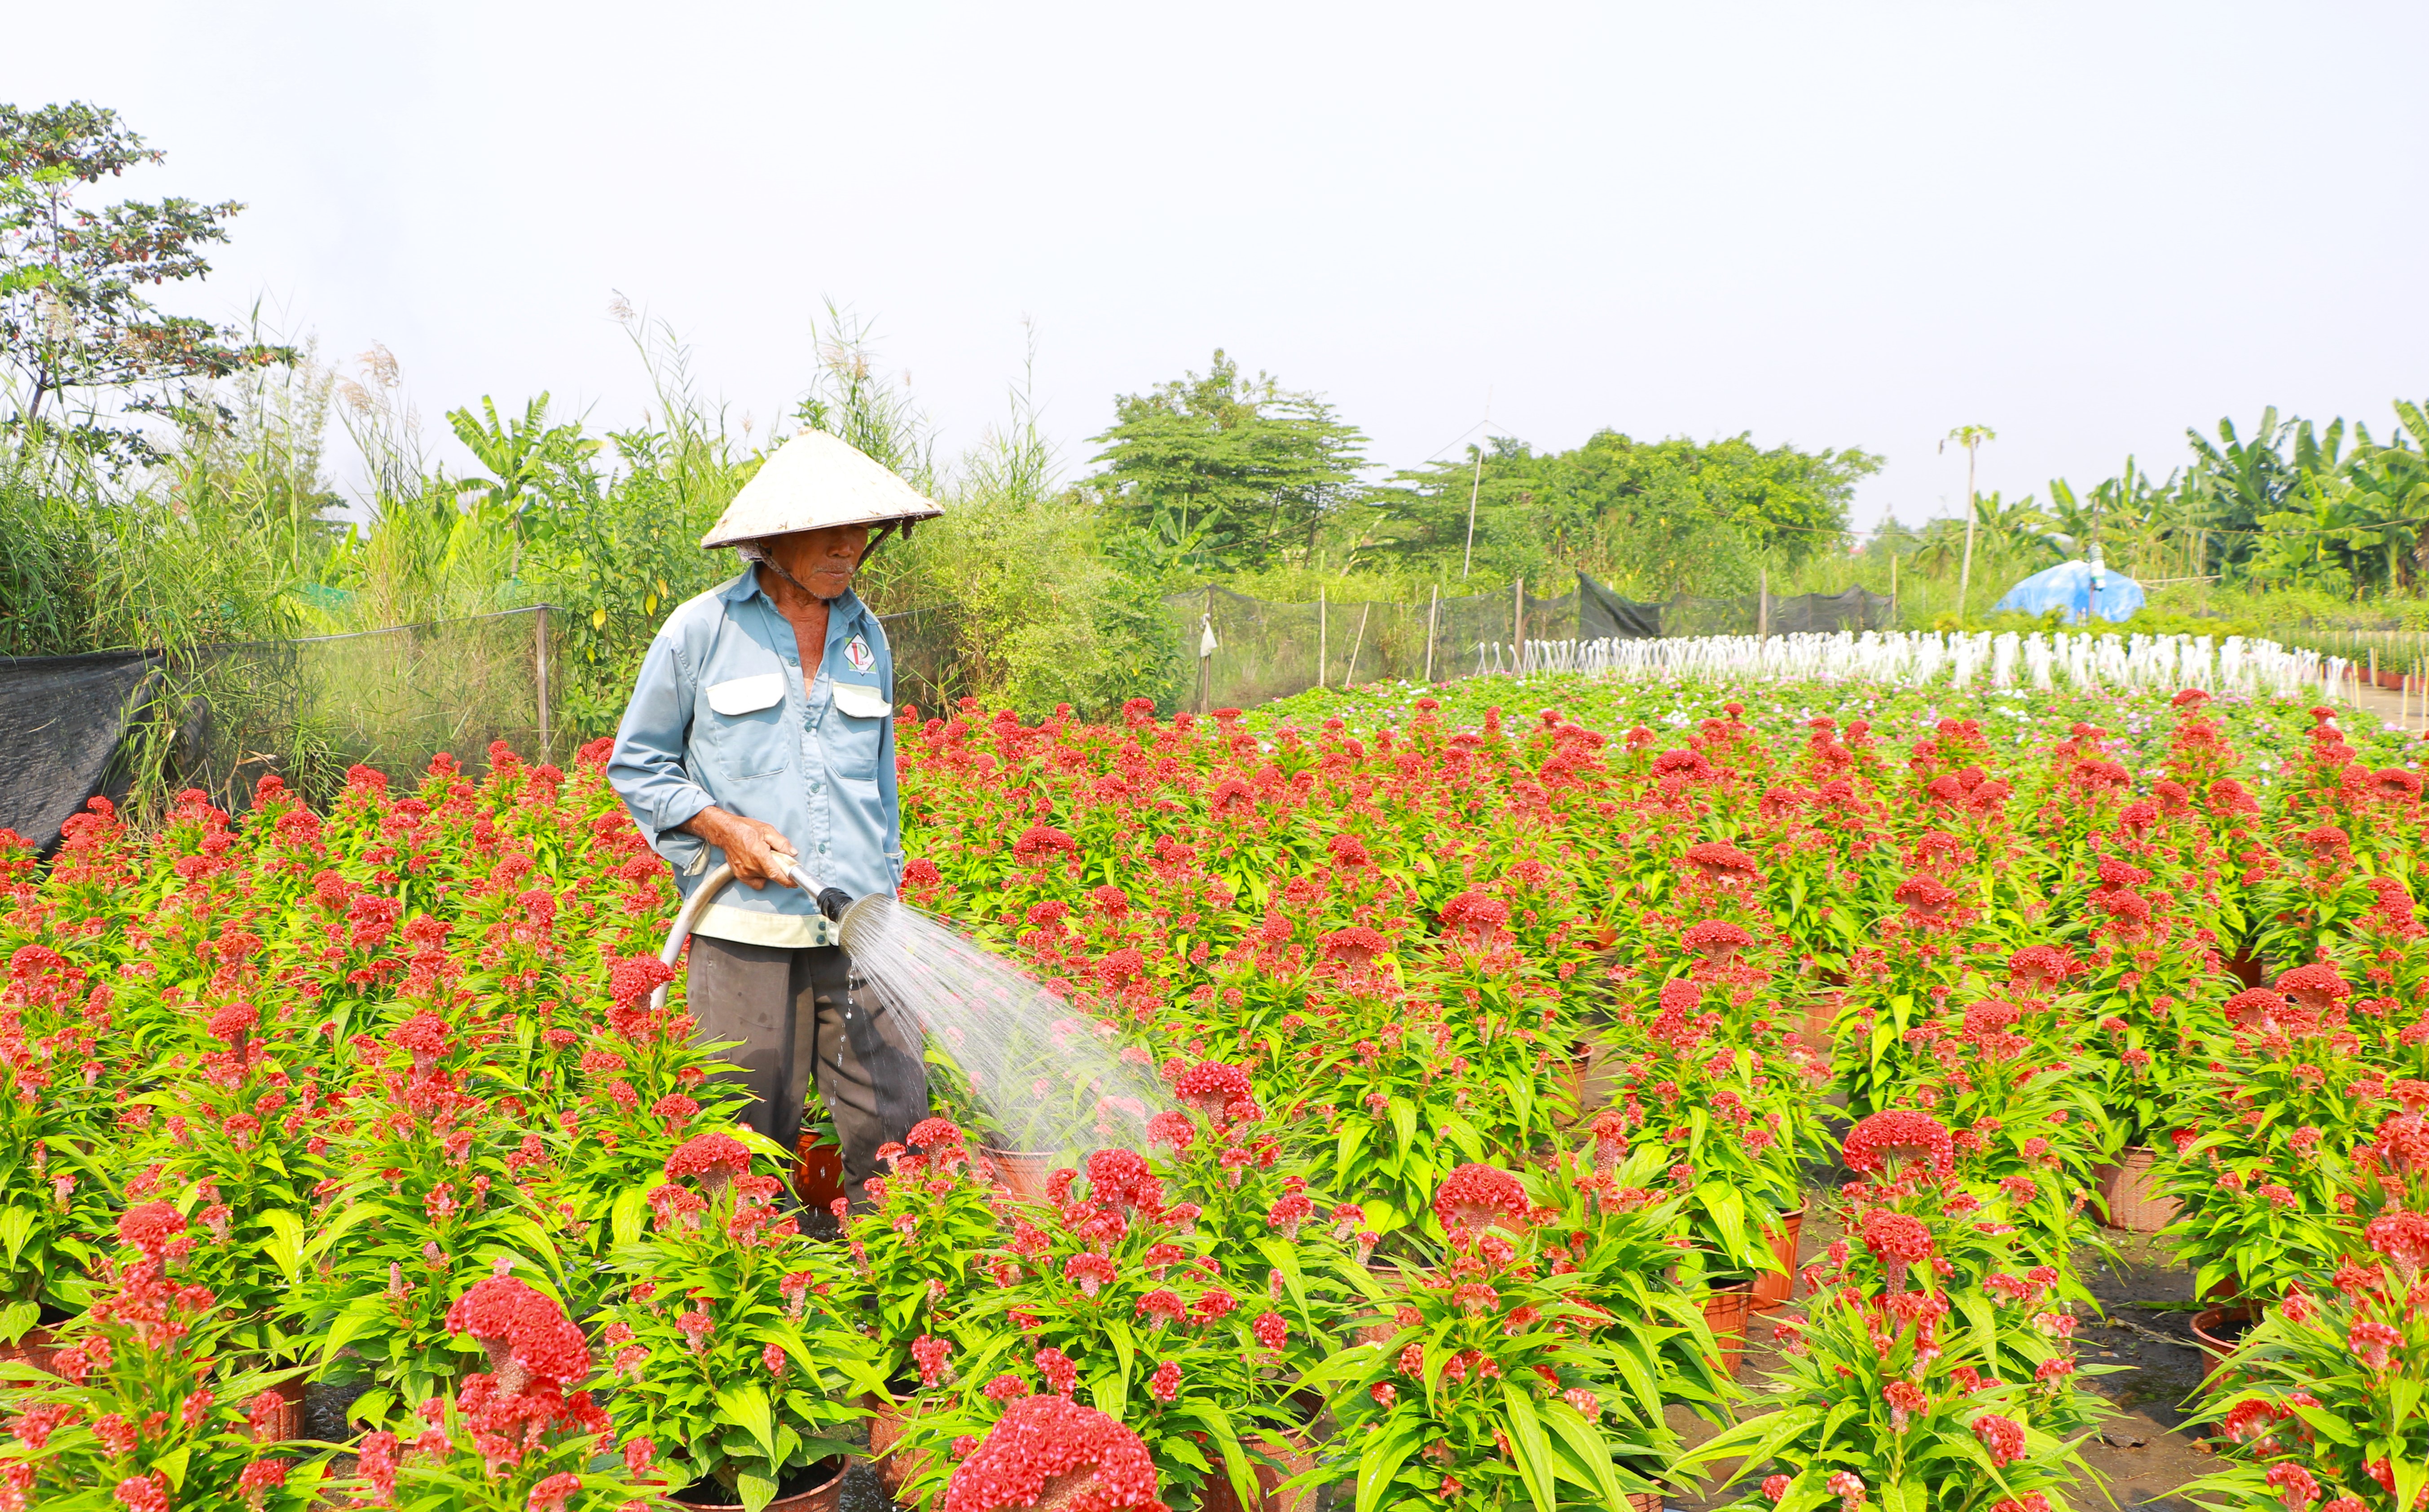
[151,1445,190,1488]
[714,1382,778,1461]
[737,1467,778,1512]
[0,1208,32,1266]
[1355,1424,1421,1512]
[1500,1382,1558,1512]
[260,1209,305,1283]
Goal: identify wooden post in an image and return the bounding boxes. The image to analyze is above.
[1758,569,1769,641]
[1318,586,1328,691]
[1513,576,1524,672]
[1889,552,1898,629]
[1424,585,1440,683]
[535,605,551,765]
[1201,587,1214,715]
[1344,603,1372,690]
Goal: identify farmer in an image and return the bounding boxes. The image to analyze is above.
[607,429,942,1209]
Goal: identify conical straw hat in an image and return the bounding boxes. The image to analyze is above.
[699,430,943,548]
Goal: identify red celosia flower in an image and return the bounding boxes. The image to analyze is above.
[1681,921,1752,960]
[1682,843,1760,888]
[664,1132,752,1196]
[392,1011,450,1074]
[1135,1291,1185,1327]
[1842,1111,1954,1180]
[1172,1062,1251,1116]
[2366,1208,2429,1282]
[608,954,676,1008]
[1147,1358,1182,1402]
[444,1276,591,1393]
[1972,1412,2026,1466]
[1433,1163,1528,1235]
[942,1395,1165,1512]
[117,1202,186,1263]
[1064,1254,1118,1298]
[1145,1112,1195,1154]
[113,1474,170,1512]
[2276,964,2352,1012]
[528,1472,582,1512]
[1893,875,1958,921]
[1859,1209,1934,1293]
[2006,945,2076,992]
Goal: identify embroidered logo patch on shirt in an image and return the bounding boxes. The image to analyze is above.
[843,635,876,673]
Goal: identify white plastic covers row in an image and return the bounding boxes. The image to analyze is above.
[1473,629,2361,702]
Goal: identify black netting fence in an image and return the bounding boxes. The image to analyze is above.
[1167,573,1895,711]
[0,602,964,852]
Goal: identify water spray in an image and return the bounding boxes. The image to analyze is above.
[650,867,1167,1160]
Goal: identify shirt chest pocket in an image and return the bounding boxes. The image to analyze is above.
[701,672,789,781]
[824,681,889,782]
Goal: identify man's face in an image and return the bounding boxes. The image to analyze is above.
[766,524,870,601]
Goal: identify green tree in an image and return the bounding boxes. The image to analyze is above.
[1089,350,1368,572]
[0,100,290,465]
[1359,430,1878,596]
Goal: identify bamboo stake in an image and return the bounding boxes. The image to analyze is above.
[1344,603,1372,690]
[1424,585,1439,682]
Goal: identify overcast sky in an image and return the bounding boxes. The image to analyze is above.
[10,2,2427,538]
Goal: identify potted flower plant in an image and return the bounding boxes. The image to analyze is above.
[595,1130,880,1511]
[0,1203,328,1511]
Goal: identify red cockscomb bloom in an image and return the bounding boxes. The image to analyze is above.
[664,1132,753,1196]
[1842,1111,1954,1181]
[2275,964,2351,1013]
[1172,1062,1251,1116]
[1433,1163,1528,1235]
[444,1275,591,1394]
[941,1395,1166,1512]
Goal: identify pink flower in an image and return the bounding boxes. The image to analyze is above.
[1762,1473,1791,1503]
[1562,1387,1600,1419]
[1148,1359,1182,1403]
[762,1341,788,1379]
[2265,1464,2321,1510]
[1369,1381,1397,1408]
[1251,1312,1288,1350]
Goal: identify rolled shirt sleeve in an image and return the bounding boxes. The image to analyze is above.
[607,630,717,857]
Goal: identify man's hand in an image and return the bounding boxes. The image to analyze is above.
[679,807,802,890]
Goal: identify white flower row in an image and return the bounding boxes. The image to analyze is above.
[1472,630,2359,702]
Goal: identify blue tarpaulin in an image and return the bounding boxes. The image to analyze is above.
[1991,558,2145,624]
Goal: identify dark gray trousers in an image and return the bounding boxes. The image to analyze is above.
[685,936,929,1209]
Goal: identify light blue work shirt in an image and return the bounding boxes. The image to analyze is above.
[607,568,901,948]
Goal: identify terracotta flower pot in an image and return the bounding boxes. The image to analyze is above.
[1798,1001,1834,1055]
[0,1326,58,1376]
[978,1147,1056,1205]
[1628,1494,1665,1512]
[1701,1280,1756,1380]
[2092,1147,2179,1233]
[794,1132,845,1213]
[248,1379,306,1444]
[1752,1206,1805,1313]
[2192,1305,2256,1393]
[1556,1039,1596,1120]
[1197,1430,1319,1512]
[863,1392,933,1496]
[670,1458,849,1512]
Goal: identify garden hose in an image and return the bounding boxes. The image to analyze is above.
[645,857,830,1012]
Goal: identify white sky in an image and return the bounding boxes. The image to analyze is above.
[9,2,2427,538]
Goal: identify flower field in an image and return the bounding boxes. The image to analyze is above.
[1,675,2426,1512]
